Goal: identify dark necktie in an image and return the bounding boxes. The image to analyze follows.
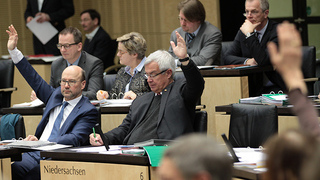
[187,33,195,43]
[255,32,261,42]
[48,101,69,142]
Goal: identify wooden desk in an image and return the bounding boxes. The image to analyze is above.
[199,66,272,140]
[40,148,155,180]
[0,148,25,180]
[2,106,129,137]
[215,105,320,140]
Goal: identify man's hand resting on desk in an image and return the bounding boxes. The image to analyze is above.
[89,133,104,146]
[24,135,38,141]
[245,58,258,66]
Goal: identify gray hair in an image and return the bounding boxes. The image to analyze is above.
[163,134,233,180]
[145,50,176,78]
[116,32,147,60]
[246,0,269,11]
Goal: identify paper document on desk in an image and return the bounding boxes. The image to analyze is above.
[26,16,58,45]
[12,98,44,108]
[233,148,266,169]
[6,140,56,149]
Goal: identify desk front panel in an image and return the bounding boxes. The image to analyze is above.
[202,76,249,138]
[41,160,151,180]
[101,114,127,133]
[24,115,42,137]
[12,64,51,106]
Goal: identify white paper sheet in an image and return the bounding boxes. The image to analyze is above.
[26,16,58,45]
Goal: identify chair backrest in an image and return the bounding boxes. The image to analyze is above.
[173,71,185,81]
[0,114,26,140]
[103,74,117,91]
[220,41,233,65]
[0,59,15,110]
[194,111,207,133]
[229,103,278,148]
[302,46,316,95]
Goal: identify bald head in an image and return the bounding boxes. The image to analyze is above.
[61,66,86,101]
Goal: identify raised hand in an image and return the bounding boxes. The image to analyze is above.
[170,31,188,59]
[268,21,305,94]
[6,24,18,50]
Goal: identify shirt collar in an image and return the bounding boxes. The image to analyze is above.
[190,24,201,36]
[255,20,268,37]
[63,95,82,107]
[124,56,146,76]
[66,53,81,66]
[85,26,100,41]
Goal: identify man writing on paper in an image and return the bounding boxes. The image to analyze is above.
[89,31,204,145]
[6,25,98,180]
[224,0,285,96]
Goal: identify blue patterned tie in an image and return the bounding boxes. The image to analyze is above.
[48,101,69,142]
[187,33,195,43]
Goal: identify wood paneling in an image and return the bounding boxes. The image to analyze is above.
[0,0,220,58]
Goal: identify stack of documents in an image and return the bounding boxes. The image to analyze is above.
[233,148,266,170]
[12,98,44,108]
[239,96,262,104]
[261,94,288,106]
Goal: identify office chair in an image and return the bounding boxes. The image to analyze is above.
[301,46,316,95]
[0,59,17,113]
[220,41,233,65]
[228,103,278,148]
[0,114,26,140]
[103,74,117,91]
[194,111,207,133]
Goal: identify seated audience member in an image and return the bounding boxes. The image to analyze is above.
[268,22,320,137]
[224,0,286,96]
[7,25,98,180]
[263,129,319,180]
[96,32,150,100]
[80,9,116,70]
[90,31,204,145]
[168,0,222,66]
[157,134,232,180]
[31,26,104,100]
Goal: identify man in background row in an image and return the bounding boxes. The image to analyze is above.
[80,9,117,70]
[168,0,222,66]
[31,26,104,101]
[224,0,285,96]
[25,0,74,56]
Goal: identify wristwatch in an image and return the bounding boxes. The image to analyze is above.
[179,56,190,62]
[246,32,254,38]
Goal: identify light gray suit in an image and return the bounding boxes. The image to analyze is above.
[50,51,104,100]
[168,21,222,66]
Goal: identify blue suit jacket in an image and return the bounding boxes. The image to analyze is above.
[15,57,98,147]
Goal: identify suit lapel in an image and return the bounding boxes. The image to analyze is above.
[157,82,174,124]
[41,0,48,11]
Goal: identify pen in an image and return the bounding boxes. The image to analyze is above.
[100,90,106,99]
[93,127,97,143]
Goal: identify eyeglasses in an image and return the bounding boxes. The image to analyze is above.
[243,10,263,17]
[57,42,79,49]
[60,79,79,86]
[178,16,190,23]
[144,69,168,79]
[118,50,128,55]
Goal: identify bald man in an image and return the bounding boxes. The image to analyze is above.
[7,24,98,180]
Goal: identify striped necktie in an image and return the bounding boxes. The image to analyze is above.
[187,33,195,43]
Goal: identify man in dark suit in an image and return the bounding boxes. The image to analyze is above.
[7,25,98,180]
[80,9,116,70]
[168,0,222,66]
[224,0,285,95]
[31,27,104,100]
[25,0,74,56]
[90,31,205,145]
